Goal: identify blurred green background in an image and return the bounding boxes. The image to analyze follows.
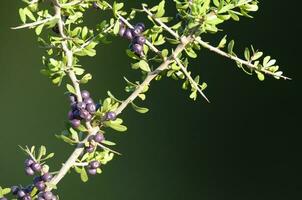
[0,1,301,200]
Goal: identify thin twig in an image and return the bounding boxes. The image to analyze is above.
[196,38,292,80]
[174,57,210,102]
[11,16,57,30]
[142,5,291,81]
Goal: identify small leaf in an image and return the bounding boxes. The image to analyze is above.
[80,167,89,182]
[66,84,76,95]
[131,103,149,114]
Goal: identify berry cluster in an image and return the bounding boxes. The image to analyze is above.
[10,158,57,199]
[24,158,42,176]
[119,21,146,57]
[68,90,100,128]
[87,161,101,175]
[85,132,105,154]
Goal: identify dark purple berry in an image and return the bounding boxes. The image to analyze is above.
[11,186,19,195]
[131,28,141,37]
[86,103,96,113]
[85,114,92,122]
[42,173,53,182]
[38,197,45,200]
[68,110,74,120]
[79,109,90,119]
[86,144,95,153]
[69,95,76,103]
[84,97,94,105]
[106,111,117,121]
[17,190,26,198]
[33,176,42,184]
[134,36,146,45]
[89,161,100,169]
[119,25,126,37]
[123,28,133,40]
[135,23,145,32]
[72,110,81,119]
[25,167,35,176]
[23,195,32,200]
[81,90,90,99]
[43,191,53,200]
[77,102,86,110]
[131,43,144,56]
[70,119,81,128]
[31,163,42,172]
[35,181,46,191]
[94,133,104,143]
[87,168,97,175]
[25,158,34,167]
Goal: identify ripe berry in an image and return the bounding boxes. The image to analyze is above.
[35,181,46,191]
[85,114,92,122]
[43,191,53,200]
[68,110,74,120]
[69,95,76,103]
[11,186,19,195]
[72,110,81,119]
[94,133,104,143]
[131,43,144,56]
[23,195,32,200]
[131,28,141,37]
[81,90,90,99]
[86,103,96,113]
[87,168,97,175]
[42,173,53,182]
[86,144,95,153]
[89,161,100,169]
[135,23,145,32]
[80,109,90,119]
[17,190,26,198]
[0,198,8,200]
[70,119,81,128]
[31,163,42,172]
[133,36,146,45]
[37,197,45,200]
[106,111,117,121]
[119,25,126,37]
[123,28,133,40]
[25,158,34,167]
[84,97,94,105]
[77,102,86,110]
[25,167,35,176]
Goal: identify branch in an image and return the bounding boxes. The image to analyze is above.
[47,0,97,189]
[142,5,291,81]
[11,16,57,30]
[196,38,292,80]
[174,57,210,102]
[115,35,195,115]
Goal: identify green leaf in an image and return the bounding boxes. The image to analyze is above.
[131,103,149,114]
[35,24,44,35]
[80,168,88,182]
[66,84,76,95]
[155,0,165,18]
[80,73,92,84]
[217,35,227,48]
[101,140,116,146]
[244,47,250,61]
[227,40,235,54]
[19,8,26,23]
[256,71,265,81]
[139,60,151,72]
[113,20,120,35]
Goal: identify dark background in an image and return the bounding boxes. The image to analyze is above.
[0,1,301,200]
